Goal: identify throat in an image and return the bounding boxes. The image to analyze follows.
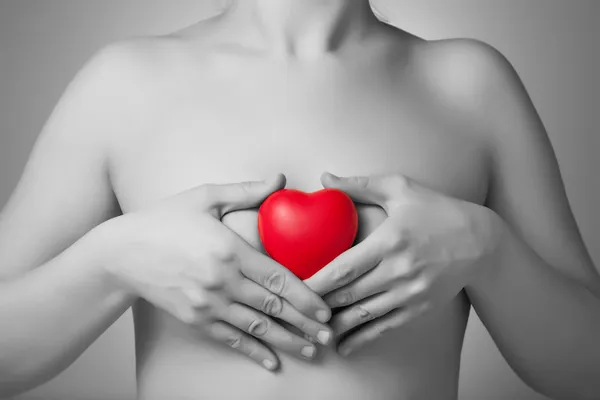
[223,0,379,58]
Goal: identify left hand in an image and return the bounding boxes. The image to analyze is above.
[305,172,505,356]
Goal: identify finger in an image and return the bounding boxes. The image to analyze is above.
[337,303,431,357]
[200,173,287,217]
[324,254,418,308]
[223,302,319,361]
[209,321,279,371]
[323,267,386,309]
[320,172,408,211]
[235,278,333,345]
[331,278,430,337]
[329,290,398,338]
[239,247,332,323]
[304,236,382,297]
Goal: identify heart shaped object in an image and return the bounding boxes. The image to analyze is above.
[258,188,359,280]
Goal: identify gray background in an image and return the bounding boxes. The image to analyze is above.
[0,1,598,399]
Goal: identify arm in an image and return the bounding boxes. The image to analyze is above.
[304,38,600,398]
[459,40,600,399]
[0,42,144,396]
[0,40,334,396]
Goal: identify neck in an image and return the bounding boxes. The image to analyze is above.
[224,0,378,58]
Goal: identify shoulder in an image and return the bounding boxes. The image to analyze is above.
[69,36,182,102]
[34,35,189,160]
[51,34,194,139]
[410,38,523,115]
[416,37,512,72]
[77,20,225,102]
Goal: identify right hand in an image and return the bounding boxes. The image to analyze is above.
[96,173,332,371]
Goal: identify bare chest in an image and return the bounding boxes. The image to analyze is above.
[109,72,489,213]
[119,63,476,399]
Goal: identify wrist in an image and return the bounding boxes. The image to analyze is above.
[468,206,509,289]
[82,218,139,303]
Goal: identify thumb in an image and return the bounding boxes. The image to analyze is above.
[204,173,286,217]
[320,172,397,208]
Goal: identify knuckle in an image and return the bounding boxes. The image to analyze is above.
[226,334,243,349]
[388,174,409,192]
[265,271,287,296]
[209,238,238,264]
[261,294,283,317]
[387,228,411,252]
[375,322,394,336]
[350,176,369,188]
[384,175,410,202]
[334,290,353,307]
[239,181,256,195]
[334,264,356,285]
[248,318,269,337]
[178,308,203,325]
[379,234,396,253]
[244,341,261,359]
[375,230,401,254]
[297,319,312,335]
[410,279,430,296]
[354,305,374,321]
[364,327,380,342]
[200,264,226,290]
[402,248,417,265]
[183,288,210,309]
[390,259,409,281]
[392,174,409,188]
[390,253,415,280]
[196,185,216,208]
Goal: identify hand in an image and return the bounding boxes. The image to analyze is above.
[97,174,332,371]
[305,172,503,356]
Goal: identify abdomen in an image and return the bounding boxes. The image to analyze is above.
[133,205,470,400]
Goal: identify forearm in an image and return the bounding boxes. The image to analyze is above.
[0,224,135,397]
[466,218,600,400]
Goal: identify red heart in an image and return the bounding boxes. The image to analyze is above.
[258,188,359,280]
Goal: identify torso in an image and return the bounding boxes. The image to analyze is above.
[108,16,490,400]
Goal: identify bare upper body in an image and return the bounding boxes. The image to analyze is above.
[1,2,599,400]
[117,8,480,400]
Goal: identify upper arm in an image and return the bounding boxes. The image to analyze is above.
[444,39,599,290]
[0,42,147,280]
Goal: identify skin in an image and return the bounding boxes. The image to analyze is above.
[1,0,599,399]
[307,172,600,399]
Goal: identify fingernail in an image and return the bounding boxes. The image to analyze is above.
[262,359,276,370]
[317,330,331,345]
[301,346,316,359]
[316,309,330,323]
[326,172,340,180]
